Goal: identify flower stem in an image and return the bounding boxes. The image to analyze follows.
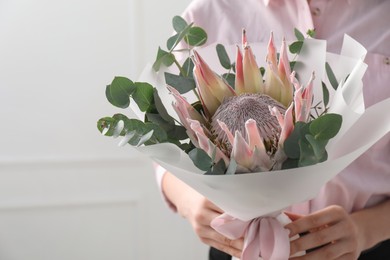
[173,59,187,77]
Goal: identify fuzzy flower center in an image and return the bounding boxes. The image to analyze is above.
[210,93,286,155]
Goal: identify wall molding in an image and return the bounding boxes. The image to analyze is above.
[0,155,152,168]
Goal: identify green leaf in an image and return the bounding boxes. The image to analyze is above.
[205,159,226,175]
[106,77,135,108]
[97,117,116,136]
[260,67,265,77]
[189,148,213,171]
[325,62,338,90]
[309,113,342,140]
[289,61,303,72]
[124,119,164,145]
[132,82,154,112]
[146,113,172,131]
[216,44,231,70]
[153,89,174,124]
[153,47,175,71]
[283,121,311,159]
[306,29,316,38]
[322,81,330,108]
[136,130,154,146]
[222,73,235,89]
[180,142,195,153]
[191,101,204,114]
[184,26,207,46]
[305,134,328,162]
[294,28,305,41]
[167,125,188,140]
[164,72,196,94]
[181,57,194,78]
[166,34,179,50]
[298,138,318,167]
[282,158,299,170]
[145,123,168,144]
[289,41,303,54]
[98,114,168,146]
[167,22,194,51]
[172,16,188,32]
[289,61,297,72]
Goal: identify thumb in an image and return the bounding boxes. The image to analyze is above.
[283,211,303,221]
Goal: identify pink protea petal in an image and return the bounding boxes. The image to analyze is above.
[303,72,315,102]
[217,119,235,145]
[293,86,304,122]
[235,46,245,94]
[193,68,220,117]
[193,51,236,102]
[266,32,277,70]
[232,130,253,170]
[252,147,272,171]
[245,119,272,171]
[242,29,248,47]
[278,38,293,107]
[243,45,264,94]
[168,86,205,125]
[245,119,266,151]
[269,105,284,127]
[290,71,301,90]
[294,72,315,122]
[188,119,229,166]
[279,103,294,145]
[278,38,292,84]
[264,62,283,103]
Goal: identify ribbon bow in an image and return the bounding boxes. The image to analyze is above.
[211,213,292,260]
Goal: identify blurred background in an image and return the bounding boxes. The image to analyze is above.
[0,0,208,259]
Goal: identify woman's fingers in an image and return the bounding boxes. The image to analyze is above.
[286,205,346,237]
[284,211,303,221]
[289,239,356,260]
[201,236,242,258]
[287,206,361,259]
[290,221,344,255]
[197,225,243,250]
[184,196,243,258]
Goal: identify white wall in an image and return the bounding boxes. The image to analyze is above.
[0,0,208,259]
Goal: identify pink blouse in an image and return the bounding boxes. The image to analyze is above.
[157,0,390,215]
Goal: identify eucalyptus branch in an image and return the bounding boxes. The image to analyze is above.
[173,59,187,76]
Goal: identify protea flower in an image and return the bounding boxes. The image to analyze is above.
[169,31,314,173]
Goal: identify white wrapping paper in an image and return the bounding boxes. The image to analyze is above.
[131,35,390,221]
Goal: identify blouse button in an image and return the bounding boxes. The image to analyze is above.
[384,57,390,65]
[311,7,321,16]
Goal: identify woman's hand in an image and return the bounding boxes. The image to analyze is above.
[285,205,364,260]
[161,172,243,258]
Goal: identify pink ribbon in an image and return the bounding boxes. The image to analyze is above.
[211,213,291,260]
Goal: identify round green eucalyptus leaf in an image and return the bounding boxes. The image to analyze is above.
[172,16,188,32]
[216,44,231,70]
[189,148,212,171]
[184,27,207,46]
[182,57,194,78]
[294,28,305,41]
[310,113,342,140]
[107,77,135,108]
[322,81,330,107]
[289,41,303,54]
[222,73,235,89]
[325,62,339,90]
[133,82,154,112]
[167,34,179,50]
[283,121,310,159]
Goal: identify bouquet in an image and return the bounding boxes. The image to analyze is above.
[98,16,390,260]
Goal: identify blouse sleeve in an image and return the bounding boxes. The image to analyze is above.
[154,163,177,212]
